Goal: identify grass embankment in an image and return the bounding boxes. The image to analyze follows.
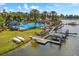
[0,29,42,55]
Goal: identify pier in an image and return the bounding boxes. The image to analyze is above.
[29,35,64,45]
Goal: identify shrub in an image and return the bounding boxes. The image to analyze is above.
[0,16,4,26]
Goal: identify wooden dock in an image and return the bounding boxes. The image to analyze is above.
[29,36,62,45]
[30,36,49,44]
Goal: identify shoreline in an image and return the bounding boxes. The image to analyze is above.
[0,39,32,56]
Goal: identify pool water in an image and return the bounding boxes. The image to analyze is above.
[16,23,44,30]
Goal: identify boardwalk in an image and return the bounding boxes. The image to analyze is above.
[30,36,63,45]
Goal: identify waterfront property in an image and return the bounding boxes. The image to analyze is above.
[0,3,79,56]
[0,29,42,55]
[3,20,79,56]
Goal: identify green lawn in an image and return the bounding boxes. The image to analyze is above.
[0,29,42,55]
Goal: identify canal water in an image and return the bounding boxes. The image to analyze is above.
[4,20,79,56]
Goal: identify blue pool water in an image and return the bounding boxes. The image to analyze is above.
[16,23,44,30]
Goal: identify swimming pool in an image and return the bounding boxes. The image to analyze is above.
[16,23,44,30]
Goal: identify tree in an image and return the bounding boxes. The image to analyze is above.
[50,11,61,25]
[0,16,4,26]
[30,9,40,22]
[12,12,24,22]
[22,12,28,20]
[50,11,57,21]
[5,14,12,26]
[41,11,48,20]
[60,14,64,18]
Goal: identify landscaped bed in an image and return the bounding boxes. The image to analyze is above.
[0,28,42,55]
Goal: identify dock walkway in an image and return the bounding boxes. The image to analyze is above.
[29,36,62,45]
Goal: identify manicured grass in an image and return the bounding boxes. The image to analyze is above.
[0,29,42,55]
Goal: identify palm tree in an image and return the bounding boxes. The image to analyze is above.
[60,14,64,18]
[41,11,48,20]
[14,12,24,22]
[50,11,57,21]
[50,11,60,25]
[22,12,28,20]
[30,9,40,22]
[5,14,12,26]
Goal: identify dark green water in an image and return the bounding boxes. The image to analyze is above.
[4,20,79,56]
